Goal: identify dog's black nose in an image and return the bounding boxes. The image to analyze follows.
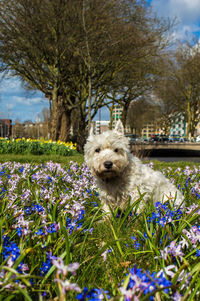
[104,161,113,169]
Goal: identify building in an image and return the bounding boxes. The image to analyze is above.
[196,121,200,136]
[141,123,155,138]
[94,120,110,134]
[112,105,131,133]
[169,114,187,137]
[103,105,198,138]
[112,105,122,128]
[0,119,12,138]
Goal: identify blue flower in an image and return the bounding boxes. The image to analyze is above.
[0,168,5,176]
[147,202,183,229]
[196,193,200,200]
[47,176,52,183]
[133,241,141,250]
[32,204,44,213]
[125,265,172,297]
[17,226,23,237]
[0,187,7,198]
[3,236,20,262]
[47,223,58,234]
[24,206,32,215]
[66,210,85,234]
[76,287,110,300]
[196,249,200,257]
[35,228,44,236]
[40,259,51,275]
[19,167,24,173]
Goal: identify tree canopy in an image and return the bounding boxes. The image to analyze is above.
[0,0,174,148]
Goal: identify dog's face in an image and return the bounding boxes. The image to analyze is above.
[84,121,130,180]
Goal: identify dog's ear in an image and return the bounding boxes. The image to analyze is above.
[88,123,95,137]
[114,120,124,135]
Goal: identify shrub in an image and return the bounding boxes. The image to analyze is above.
[0,138,77,156]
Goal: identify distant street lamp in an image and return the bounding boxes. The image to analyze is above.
[35,115,41,139]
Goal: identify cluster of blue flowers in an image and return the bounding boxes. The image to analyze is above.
[16,226,23,237]
[131,235,142,250]
[3,235,20,262]
[0,167,11,180]
[18,167,24,173]
[0,167,6,176]
[3,235,28,275]
[40,259,51,276]
[147,202,182,227]
[129,201,183,250]
[66,210,85,234]
[126,265,172,299]
[1,161,199,300]
[24,204,44,215]
[35,223,59,236]
[0,187,7,198]
[76,287,110,300]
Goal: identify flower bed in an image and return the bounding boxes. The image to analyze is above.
[0,138,77,156]
[0,161,200,300]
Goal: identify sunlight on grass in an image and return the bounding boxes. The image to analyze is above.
[0,159,199,300]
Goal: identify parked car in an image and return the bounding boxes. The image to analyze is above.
[179,137,188,142]
[158,135,169,142]
[125,134,138,143]
[168,135,181,142]
[151,134,169,142]
[151,134,160,142]
[141,137,149,142]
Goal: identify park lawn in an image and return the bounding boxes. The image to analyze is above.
[0,155,200,300]
[0,153,196,168]
[0,153,84,165]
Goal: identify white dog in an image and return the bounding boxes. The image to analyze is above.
[84,120,184,212]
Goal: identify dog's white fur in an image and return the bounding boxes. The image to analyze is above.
[84,120,184,212]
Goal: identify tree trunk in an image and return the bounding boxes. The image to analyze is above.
[109,103,114,129]
[87,74,92,131]
[76,115,87,153]
[59,107,72,142]
[50,91,72,142]
[122,103,129,128]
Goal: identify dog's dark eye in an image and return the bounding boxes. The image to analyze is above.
[95,148,101,153]
[114,148,119,153]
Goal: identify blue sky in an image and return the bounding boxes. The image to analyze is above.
[0,0,200,124]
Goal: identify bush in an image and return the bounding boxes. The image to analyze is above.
[0,138,77,156]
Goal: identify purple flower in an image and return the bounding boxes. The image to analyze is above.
[55,279,81,294]
[120,265,172,300]
[52,258,80,276]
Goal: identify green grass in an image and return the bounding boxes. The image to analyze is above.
[0,153,84,165]
[146,159,198,169]
[0,153,196,168]
[0,155,200,300]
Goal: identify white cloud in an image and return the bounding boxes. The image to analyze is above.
[5,103,15,110]
[0,75,49,122]
[151,0,200,42]
[13,96,45,106]
[0,76,24,95]
[151,0,200,22]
